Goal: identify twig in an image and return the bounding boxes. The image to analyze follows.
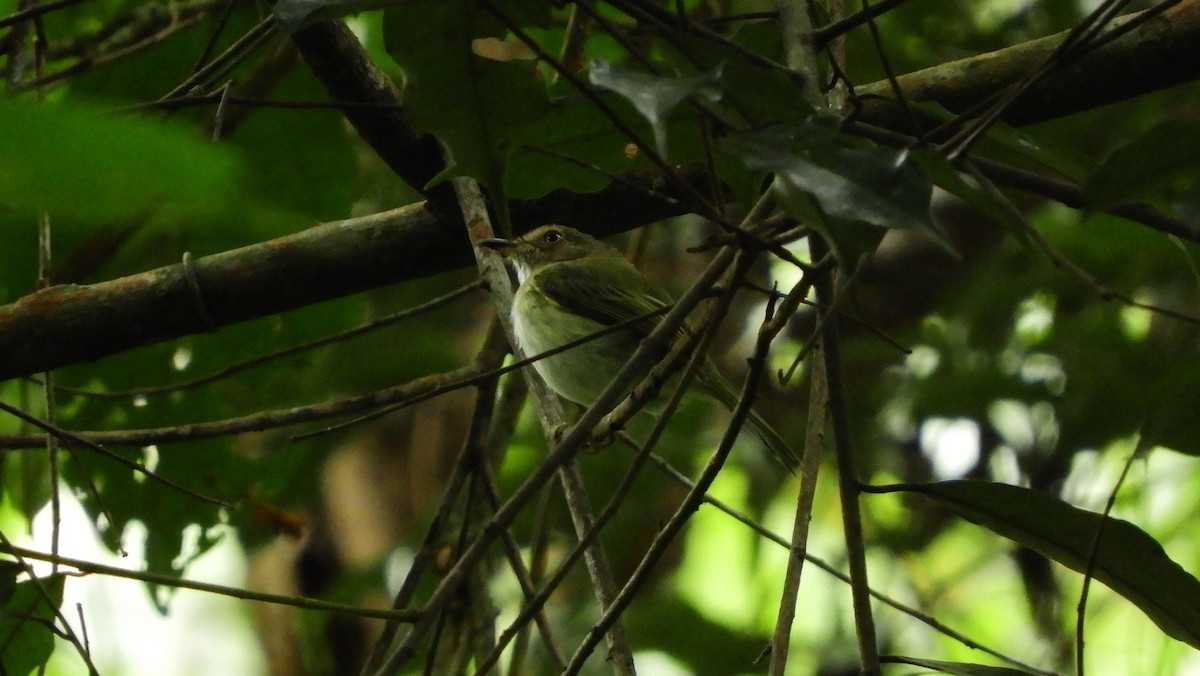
[961,161,1200,326]
[2,365,483,449]
[38,212,63,573]
[1076,443,1145,676]
[768,334,826,673]
[810,237,880,674]
[476,460,569,670]
[159,16,278,101]
[0,0,89,29]
[0,401,229,508]
[0,533,101,675]
[14,9,211,91]
[812,0,914,47]
[362,438,475,671]
[637,446,1057,676]
[0,542,420,622]
[506,479,558,673]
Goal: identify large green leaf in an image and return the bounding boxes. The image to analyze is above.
[384,0,549,231]
[52,298,366,590]
[0,572,64,676]
[226,67,356,223]
[0,100,246,223]
[886,480,1200,649]
[723,124,933,227]
[1084,120,1200,212]
[661,21,813,128]
[587,59,720,158]
[506,87,707,200]
[1138,346,1200,457]
[722,123,938,266]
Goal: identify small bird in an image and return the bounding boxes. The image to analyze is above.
[480,225,798,469]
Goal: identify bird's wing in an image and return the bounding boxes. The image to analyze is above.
[533,258,676,339]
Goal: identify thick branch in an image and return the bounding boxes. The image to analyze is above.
[289,21,455,213]
[0,205,461,381]
[857,1,1200,128]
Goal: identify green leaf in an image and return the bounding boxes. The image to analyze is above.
[1138,347,1200,457]
[723,124,934,231]
[660,21,813,128]
[0,560,21,605]
[384,0,550,231]
[1084,120,1200,211]
[226,67,356,223]
[507,87,707,200]
[0,573,64,676]
[0,100,246,223]
[908,148,1029,244]
[890,480,1200,649]
[722,123,939,266]
[587,59,721,158]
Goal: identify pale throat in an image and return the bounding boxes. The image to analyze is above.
[510,257,534,286]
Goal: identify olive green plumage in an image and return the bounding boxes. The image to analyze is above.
[481,225,798,469]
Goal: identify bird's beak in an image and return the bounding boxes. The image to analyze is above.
[479,237,515,254]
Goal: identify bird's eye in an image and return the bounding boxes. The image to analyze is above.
[542,229,564,244]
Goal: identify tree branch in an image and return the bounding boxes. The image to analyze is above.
[2,4,1198,380]
[856,0,1200,128]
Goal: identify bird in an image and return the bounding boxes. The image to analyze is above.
[480,224,798,469]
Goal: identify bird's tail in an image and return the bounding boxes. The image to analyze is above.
[706,371,800,470]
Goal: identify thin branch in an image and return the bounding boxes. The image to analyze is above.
[810,236,880,674]
[53,281,482,400]
[37,212,63,574]
[769,334,825,674]
[0,361,490,449]
[40,0,222,60]
[856,0,923,139]
[0,401,229,508]
[638,446,1057,676]
[562,250,760,673]
[962,162,1200,326]
[812,0,914,47]
[0,0,89,28]
[159,16,279,100]
[0,542,420,622]
[943,0,1138,160]
[13,8,213,92]
[127,93,406,113]
[0,532,101,676]
[505,477,557,674]
[1075,433,1149,674]
[476,459,569,671]
[458,172,638,674]
[363,435,477,671]
[848,120,1200,243]
[472,407,675,676]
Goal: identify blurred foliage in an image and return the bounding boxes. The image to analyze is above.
[1,0,1200,674]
